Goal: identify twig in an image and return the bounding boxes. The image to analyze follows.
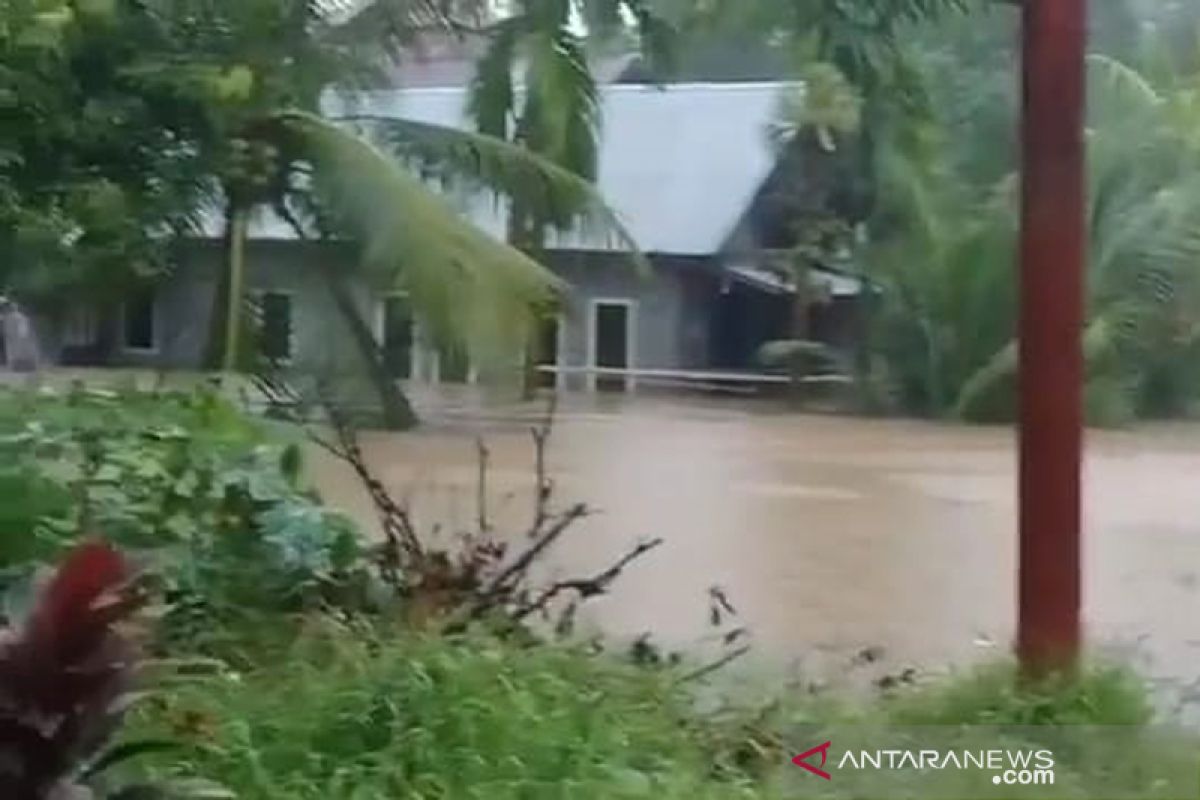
[511,537,665,622]
[679,645,752,684]
[709,585,737,619]
[474,503,590,608]
[476,437,490,533]
[255,375,424,571]
[530,396,557,534]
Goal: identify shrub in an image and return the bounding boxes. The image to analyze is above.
[0,384,368,649]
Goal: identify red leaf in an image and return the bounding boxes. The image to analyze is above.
[24,539,132,666]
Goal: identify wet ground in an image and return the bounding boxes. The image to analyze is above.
[310,391,1200,704]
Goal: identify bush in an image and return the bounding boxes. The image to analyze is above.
[0,384,368,647]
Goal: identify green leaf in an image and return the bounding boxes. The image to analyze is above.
[283,110,562,364]
[82,739,183,779]
[363,115,647,268]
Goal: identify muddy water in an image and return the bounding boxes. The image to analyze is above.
[310,393,1200,692]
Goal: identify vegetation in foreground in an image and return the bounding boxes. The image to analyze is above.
[120,618,1200,800]
[130,620,773,800]
[0,387,1196,799]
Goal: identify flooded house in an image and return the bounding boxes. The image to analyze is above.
[36,81,863,392]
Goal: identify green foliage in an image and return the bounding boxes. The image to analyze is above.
[363,114,648,267]
[756,339,839,374]
[2,0,639,415]
[125,614,1200,800]
[0,385,368,644]
[869,11,1200,424]
[772,63,862,152]
[467,0,674,272]
[887,662,1153,726]
[289,110,563,361]
[468,0,674,184]
[0,0,213,304]
[131,621,773,799]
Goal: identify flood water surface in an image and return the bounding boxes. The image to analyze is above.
[311,395,1200,694]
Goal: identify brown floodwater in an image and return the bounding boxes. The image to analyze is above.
[310,391,1200,701]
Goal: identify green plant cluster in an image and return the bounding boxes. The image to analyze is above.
[131,620,776,800]
[866,6,1200,425]
[0,384,368,645]
[127,617,1200,800]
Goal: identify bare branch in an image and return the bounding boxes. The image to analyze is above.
[476,436,491,533]
[679,645,752,684]
[530,395,558,534]
[476,502,590,608]
[512,537,664,622]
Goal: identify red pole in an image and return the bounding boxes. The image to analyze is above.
[1018,0,1087,672]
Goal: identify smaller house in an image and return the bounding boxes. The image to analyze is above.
[27,82,862,393]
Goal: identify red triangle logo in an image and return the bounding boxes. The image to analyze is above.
[792,741,833,780]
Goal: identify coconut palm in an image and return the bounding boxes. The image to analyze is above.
[465,0,671,392]
[467,0,674,193]
[874,42,1200,424]
[125,0,640,427]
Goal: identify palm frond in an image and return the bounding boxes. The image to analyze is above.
[1087,53,1164,115]
[317,0,488,58]
[346,113,648,270]
[282,110,562,365]
[771,64,861,152]
[521,26,601,181]
[467,16,522,138]
[579,0,624,35]
[616,0,679,77]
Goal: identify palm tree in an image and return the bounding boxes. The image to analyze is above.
[128,0,639,427]
[875,45,1200,424]
[677,0,968,406]
[465,0,670,393]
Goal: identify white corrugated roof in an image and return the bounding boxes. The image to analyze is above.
[350,82,788,255]
[203,82,792,255]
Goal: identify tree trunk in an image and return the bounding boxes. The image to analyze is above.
[851,223,875,412]
[222,207,250,372]
[843,99,880,415]
[203,202,237,370]
[507,203,544,400]
[321,267,418,430]
[788,260,811,405]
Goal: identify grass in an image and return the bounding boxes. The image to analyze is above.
[127,611,1200,800]
[885,661,1154,726]
[132,618,774,799]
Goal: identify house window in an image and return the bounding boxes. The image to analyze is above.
[122,289,157,352]
[255,291,293,363]
[63,305,100,348]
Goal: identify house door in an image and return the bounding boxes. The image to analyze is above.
[380,294,414,379]
[592,301,633,392]
[536,316,560,389]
